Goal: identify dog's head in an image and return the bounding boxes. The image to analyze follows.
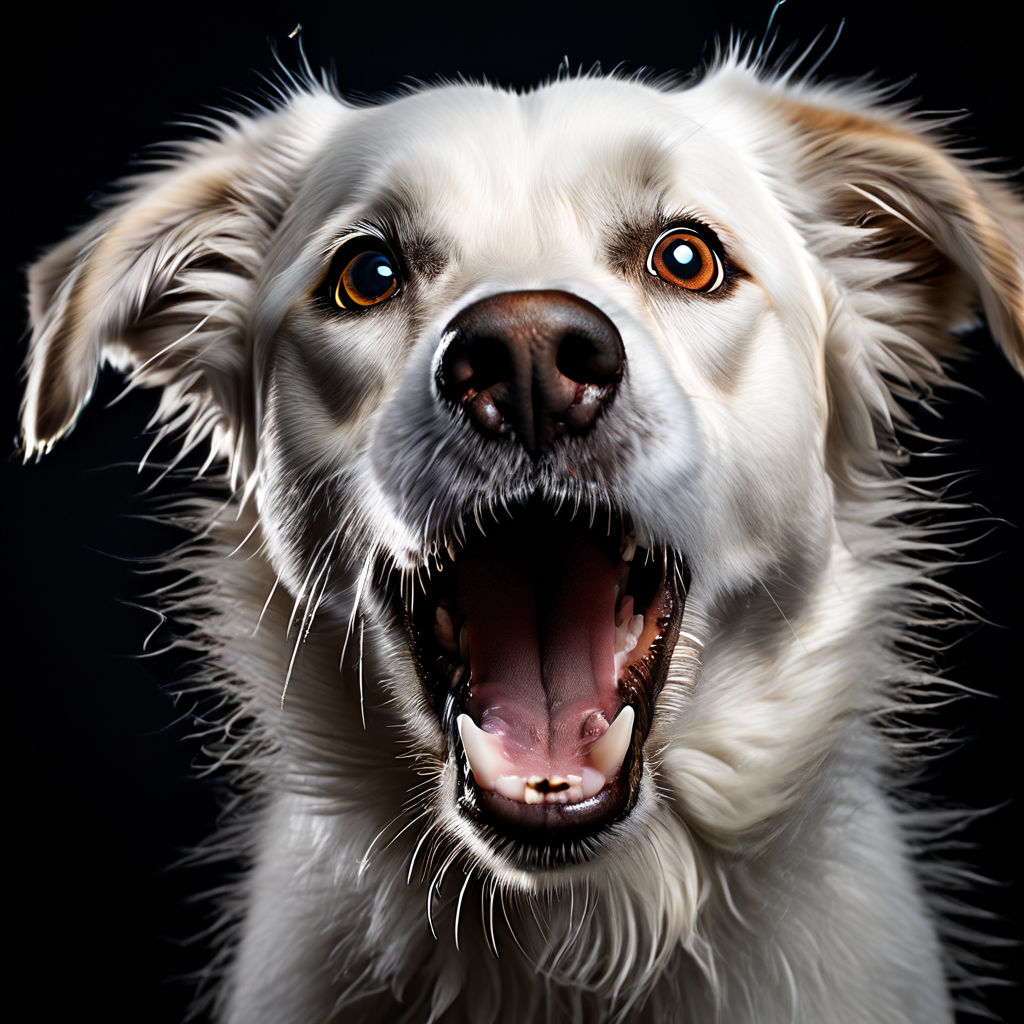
[22,64,1023,890]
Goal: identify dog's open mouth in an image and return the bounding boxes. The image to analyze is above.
[400,498,685,853]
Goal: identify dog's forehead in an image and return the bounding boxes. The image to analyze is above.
[307,77,764,239]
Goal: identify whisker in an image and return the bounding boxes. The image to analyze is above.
[453,866,474,952]
[252,574,282,637]
[339,551,376,727]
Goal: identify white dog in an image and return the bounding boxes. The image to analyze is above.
[21,54,1023,1023]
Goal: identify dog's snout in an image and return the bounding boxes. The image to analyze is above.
[437,290,625,455]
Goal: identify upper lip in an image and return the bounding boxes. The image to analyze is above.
[393,494,686,855]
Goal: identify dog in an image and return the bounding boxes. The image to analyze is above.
[20,52,1023,1023]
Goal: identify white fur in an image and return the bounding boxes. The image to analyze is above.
[21,55,1024,1023]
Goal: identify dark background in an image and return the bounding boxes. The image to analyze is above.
[3,2,1021,1020]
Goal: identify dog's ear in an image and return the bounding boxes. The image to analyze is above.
[725,69,1024,367]
[716,68,1024,473]
[20,94,335,473]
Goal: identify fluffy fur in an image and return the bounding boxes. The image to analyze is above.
[20,54,1024,1023]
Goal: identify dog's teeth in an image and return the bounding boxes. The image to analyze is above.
[555,775,583,803]
[457,714,510,788]
[494,775,526,800]
[616,612,644,656]
[615,623,631,653]
[614,596,635,651]
[434,605,457,653]
[447,537,457,561]
[624,613,644,654]
[459,624,470,664]
[621,534,637,563]
[587,705,634,777]
[458,708,630,805]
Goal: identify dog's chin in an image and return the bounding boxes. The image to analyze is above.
[391,495,686,869]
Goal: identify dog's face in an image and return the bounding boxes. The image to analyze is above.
[22,68,1023,890]
[256,77,838,877]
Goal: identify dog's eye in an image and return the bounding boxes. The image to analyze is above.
[646,227,725,293]
[326,235,400,310]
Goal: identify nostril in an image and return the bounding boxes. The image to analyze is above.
[556,332,622,387]
[438,333,516,440]
[452,336,514,394]
[437,290,625,454]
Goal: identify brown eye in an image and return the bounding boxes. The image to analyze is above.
[326,235,400,310]
[646,227,725,293]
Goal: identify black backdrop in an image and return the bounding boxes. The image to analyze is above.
[4,2,1021,1020]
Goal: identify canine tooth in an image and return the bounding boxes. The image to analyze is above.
[459,624,470,664]
[434,606,457,653]
[457,714,510,788]
[588,705,634,777]
[450,664,465,690]
[621,535,637,563]
[447,537,457,561]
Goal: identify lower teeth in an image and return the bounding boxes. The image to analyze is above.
[456,706,635,806]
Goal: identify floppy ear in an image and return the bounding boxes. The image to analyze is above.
[728,69,1024,467]
[21,93,336,476]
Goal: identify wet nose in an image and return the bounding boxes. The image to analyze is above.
[436,290,625,456]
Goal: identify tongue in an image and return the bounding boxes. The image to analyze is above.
[456,521,620,778]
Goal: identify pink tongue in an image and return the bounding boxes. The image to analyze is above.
[457,524,620,777]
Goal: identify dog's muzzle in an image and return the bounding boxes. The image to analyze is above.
[391,291,685,863]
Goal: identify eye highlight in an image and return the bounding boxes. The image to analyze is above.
[646,226,725,293]
[324,234,400,310]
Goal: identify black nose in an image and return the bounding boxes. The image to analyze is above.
[437,290,625,456]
